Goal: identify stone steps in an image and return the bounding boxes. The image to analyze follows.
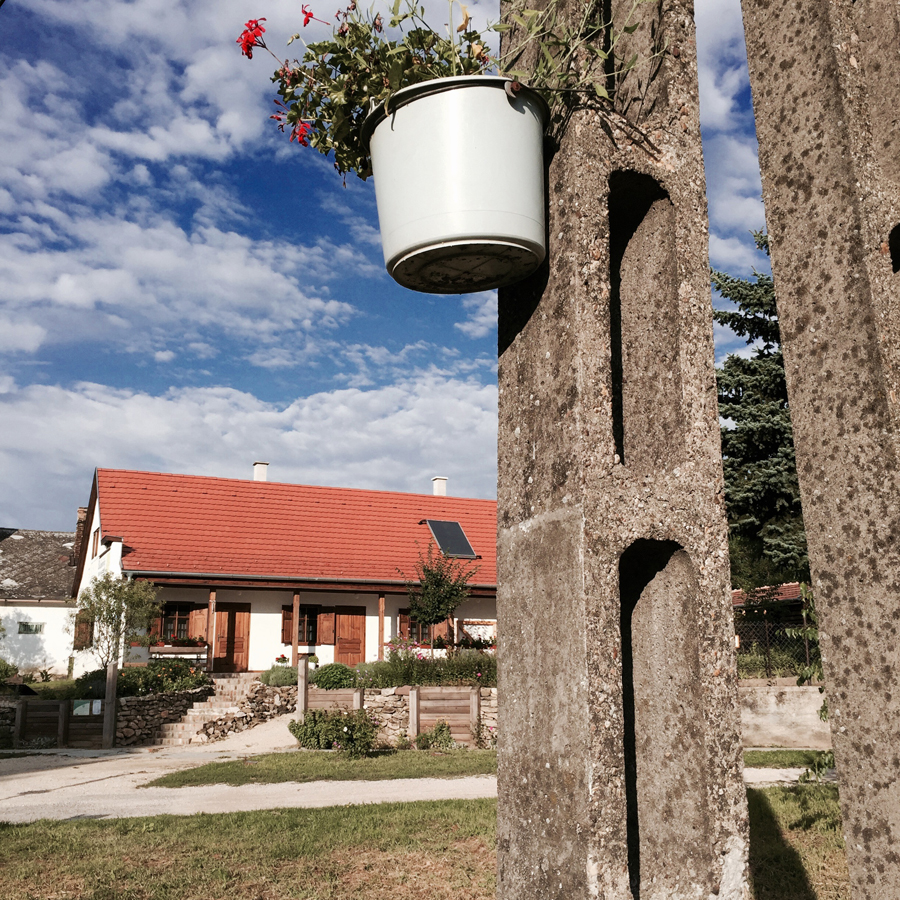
[149,673,259,746]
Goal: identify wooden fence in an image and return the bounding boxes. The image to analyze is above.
[13,699,105,749]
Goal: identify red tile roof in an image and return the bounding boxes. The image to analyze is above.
[731,582,802,606]
[95,469,496,588]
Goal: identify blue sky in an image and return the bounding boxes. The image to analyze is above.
[0,0,767,531]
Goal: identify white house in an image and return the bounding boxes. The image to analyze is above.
[70,465,497,675]
[1,527,80,677]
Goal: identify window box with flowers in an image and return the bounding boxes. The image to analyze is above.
[237,0,653,294]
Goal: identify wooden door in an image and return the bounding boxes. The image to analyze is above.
[213,603,251,672]
[334,606,366,666]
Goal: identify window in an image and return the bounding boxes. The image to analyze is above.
[297,606,319,645]
[161,604,194,641]
[91,529,99,558]
[399,609,431,642]
[18,622,45,635]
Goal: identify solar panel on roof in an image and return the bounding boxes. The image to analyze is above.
[421,520,477,558]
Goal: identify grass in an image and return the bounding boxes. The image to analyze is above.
[0,799,498,900]
[0,786,849,899]
[147,749,497,788]
[748,785,848,899]
[744,750,832,770]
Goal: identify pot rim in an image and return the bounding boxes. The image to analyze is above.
[360,75,550,151]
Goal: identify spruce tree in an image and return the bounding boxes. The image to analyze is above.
[713,233,809,590]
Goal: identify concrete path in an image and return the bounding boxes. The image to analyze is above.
[0,717,828,824]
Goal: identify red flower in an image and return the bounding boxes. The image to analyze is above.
[236,18,266,59]
[302,4,315,26]
[291,122,314,146]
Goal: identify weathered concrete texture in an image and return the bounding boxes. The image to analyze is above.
[739,684,832,750]
[496,1,749,897]
[740,2,900,897]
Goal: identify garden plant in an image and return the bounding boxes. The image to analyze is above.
[236,0,661,180]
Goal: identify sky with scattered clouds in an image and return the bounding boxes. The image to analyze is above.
[1,0,768,531]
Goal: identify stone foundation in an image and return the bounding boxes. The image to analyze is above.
[115,687,213,747]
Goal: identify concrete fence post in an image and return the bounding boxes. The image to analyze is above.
[57,700,70,748]
[296,654,308,721]
[13,699,25,749]
[470,686,481,744]
[352,688,364,711]
[409,686,420,742]
[102,661,118,750]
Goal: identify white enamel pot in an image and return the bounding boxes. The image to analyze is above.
[361,76,550,294]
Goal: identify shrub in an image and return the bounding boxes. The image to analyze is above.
[415,719,456,751]
[288,709,378,758]
[74,660,212,698]
[259,665,299,687]
[310,663,356,689]
[0,658,18,682]
[353,649,496,689]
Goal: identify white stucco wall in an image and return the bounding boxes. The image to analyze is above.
[74,499,124,599]
[1,602,74,676]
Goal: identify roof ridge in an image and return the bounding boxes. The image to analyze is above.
[97,468,495,502]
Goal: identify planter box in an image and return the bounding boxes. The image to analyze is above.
[363,76,549,294]
[149,646,207,660]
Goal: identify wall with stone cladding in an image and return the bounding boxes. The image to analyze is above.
[195,683,298,743]
[0,700,15,741]
[364,687,409,744]
[115,686,212,747]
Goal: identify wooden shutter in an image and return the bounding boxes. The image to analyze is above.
[281,605,293,645]
[188,607,207,641]
[149,613,164,642]
[73,610,93,650]
[432,617,452,641]
[399,609,410,639]
[317,607,335,645]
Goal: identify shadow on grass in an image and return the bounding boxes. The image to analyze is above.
[748,788,817,900]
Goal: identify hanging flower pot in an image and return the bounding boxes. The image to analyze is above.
[361,76,550,294]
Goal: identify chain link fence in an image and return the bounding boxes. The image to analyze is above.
[734,617,820,679]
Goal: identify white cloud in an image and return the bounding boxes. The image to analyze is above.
[0,375,498,529]
[455,291,497,339]
[154,350,176,363]
[0,318,47,354]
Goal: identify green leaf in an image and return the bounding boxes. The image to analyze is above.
[623,23,640,34]
[593,82,609,99]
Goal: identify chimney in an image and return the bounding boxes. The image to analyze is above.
[432,476,448,496]
[253,461,269,482]
[70,507,88,566]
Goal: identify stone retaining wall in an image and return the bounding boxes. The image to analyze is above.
[0,700,15,741]
[116,687,213,747]
[194,683,298,743]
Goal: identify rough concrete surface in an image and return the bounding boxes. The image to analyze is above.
[740,1,900,897]
[496,0,749,897]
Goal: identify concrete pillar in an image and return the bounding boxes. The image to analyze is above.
[740,2,900,896]
[296,654,308,721]
[102,661,117,750]
[496,1,749,897]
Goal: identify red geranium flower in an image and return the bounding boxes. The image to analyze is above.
[236,18,266,59]
[291,122,314,146]
[302,4,315,26]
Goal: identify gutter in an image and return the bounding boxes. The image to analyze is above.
[122,568,496,590]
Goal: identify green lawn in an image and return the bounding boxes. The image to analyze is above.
[743,749,832,770]
[147,749,497,788]
[0,786,849,900]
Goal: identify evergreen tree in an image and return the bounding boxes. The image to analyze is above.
[713,233,809,590]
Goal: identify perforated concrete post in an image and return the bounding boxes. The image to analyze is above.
[740,2,900,896]
[496,1,749,897]
[296,654,308,721]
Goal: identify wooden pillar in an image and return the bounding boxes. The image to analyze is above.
[206,588,217,673]
[13,699,25,749]
[409,686,420,742]
[296,653,308,721]
[57,700,70,748]
[291,591,300,667]
[102,661,118,749]
[377,593,385,660]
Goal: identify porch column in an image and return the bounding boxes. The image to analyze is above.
[291,590,300,667]
[205,588,216,673]
[377,593,385,660]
